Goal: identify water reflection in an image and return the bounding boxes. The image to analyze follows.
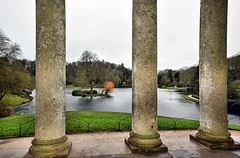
[12,88,240,125]
[66,88,131,113]
[158,89,200,120]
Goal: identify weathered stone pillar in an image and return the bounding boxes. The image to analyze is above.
[190,0,240,149]
[26,0,71,157]
[125,0,167,153]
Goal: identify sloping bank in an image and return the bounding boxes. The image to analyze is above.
[0,94,32,118]
[184,95,240,116]
[1,93,31,107]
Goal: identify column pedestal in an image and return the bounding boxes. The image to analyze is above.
[190,134,240,150]
[125,132,167,153]
[25,136,71,158]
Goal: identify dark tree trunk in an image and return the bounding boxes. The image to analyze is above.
[90,82,93,96]
[0,92,6,101]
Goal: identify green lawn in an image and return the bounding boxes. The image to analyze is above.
[0,111,239,138]
[1,94,30,107]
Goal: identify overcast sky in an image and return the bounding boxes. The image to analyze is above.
[0,0,240,70]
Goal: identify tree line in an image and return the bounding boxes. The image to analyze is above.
[16,51,132,91]
[158,53,240,99]
[66,50,132,90]
[1,27,239,100]
[158,66,199,93]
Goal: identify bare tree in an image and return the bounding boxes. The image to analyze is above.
[78,50,99,95]
[0,29,21,63]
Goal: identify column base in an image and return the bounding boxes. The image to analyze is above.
[24,135,72,158]
[125,132,168,153]
[125,138,168,153]
[190,134,240,150]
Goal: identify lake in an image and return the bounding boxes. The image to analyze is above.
[12,88,240,125]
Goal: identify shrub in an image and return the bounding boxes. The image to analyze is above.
[72,89,98,96]
[20,92,28,98]
[83,90,91,94]
[231,80,240,89]
[228,86,238,100]
[120,85,132,88]
[175,82,180,87]
[165,80,171,88]
[22,89,31,95]
[187,87,194,93]
[193,87,199,95]
[29,96,33,101]
[0,103,11,118]
[82,90,97,94]
[104,81,114,92]
[72,90,82,96]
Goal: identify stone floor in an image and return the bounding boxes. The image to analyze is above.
[0,130,240,158]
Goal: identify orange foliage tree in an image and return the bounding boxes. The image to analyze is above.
[104,81,114,96]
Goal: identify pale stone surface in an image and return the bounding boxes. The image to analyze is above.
[197,0,231,142]
[35,0,66,141]
[27,0,71,157]
[127,0,162,149]
[1,130,240,157]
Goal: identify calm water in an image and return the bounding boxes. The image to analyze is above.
[12,88,240,125]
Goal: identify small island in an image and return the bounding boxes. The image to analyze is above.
[72,89,103,97]
[72,81,114,97]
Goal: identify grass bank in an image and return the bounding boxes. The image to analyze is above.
[1,94,30,107]
[66,84,78,88]
[184,95,199,103]
[0,111,239,138]
[164,87,187,91]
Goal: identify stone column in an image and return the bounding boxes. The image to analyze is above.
[125,0,167,153]
[190,0,239,149]
[26,0,71,157]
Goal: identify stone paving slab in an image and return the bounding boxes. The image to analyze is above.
[169,149,240,158]
[0,130,240,158]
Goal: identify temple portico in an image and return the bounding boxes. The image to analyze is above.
[25,0,239,157]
